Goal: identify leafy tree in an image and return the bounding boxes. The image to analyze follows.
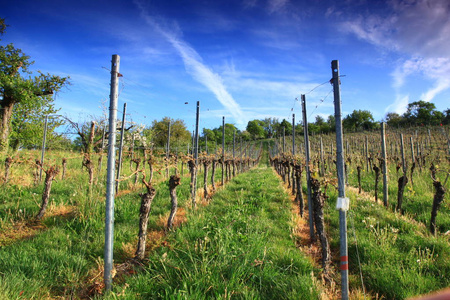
[246,119,265,139]
[215,123,238,144]
[0,18,69,152]
[261,117,278,138]
[326,115,336,132]
[152,117,191,149]
[343,110,376,132]
[240,130,251,141]
[315,115,325,127]
[278,118,292,136]
[313,115,332,133]
[443,109,450,125]
[202,128,216,143]
[403,100,443,126]
[9,96,62,150]
[385,112,403,128]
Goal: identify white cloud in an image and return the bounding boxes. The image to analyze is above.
[340,0,450,110]
[267,0,289,14]
[385,94,409,115]
[341,0,450,58]
[391,56,450,102]
[134,1,246,127]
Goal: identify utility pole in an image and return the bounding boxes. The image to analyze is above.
[105,54,120,292]
[331,60,349,300]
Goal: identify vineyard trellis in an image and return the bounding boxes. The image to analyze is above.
[0,55,449,298]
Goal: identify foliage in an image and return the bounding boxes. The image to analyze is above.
[386,112,403,128]
[246,119,266,139]
[403,100,443,126]
[0,19,69,152]
[9,99,62,150]
[201,123,239,146]
[385,101,449,128]
[278,118,292,135]
[343,109,377,132]
[151,117,191,149]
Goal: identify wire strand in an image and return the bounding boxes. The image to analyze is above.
[349,211,367,299]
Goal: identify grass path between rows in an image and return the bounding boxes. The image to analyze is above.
[112,165,322,299]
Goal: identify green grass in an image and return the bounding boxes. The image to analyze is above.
[325,185,450,299]
[345,161,450,233]
[112,166,320,299]
[1,136,449,299]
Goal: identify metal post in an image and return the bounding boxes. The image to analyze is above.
[233,130,236,158]
[381,122,388,207]
[283,127,285,153]
[192,101,200,207]
[105,54,120,292]
[99,124,106,173]
[166,120,171,178]
[39,115,49,182]
[222,116,225,185]
[332,60,349,300]
[115,102,126,194]
[301,95,314,239]
[320,136,324,176]
[191,130,195,155]
[400,133,406,174]
[365,136,369,172]
[292,114,295,155]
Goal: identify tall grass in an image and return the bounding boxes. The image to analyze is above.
[113,166,321,299]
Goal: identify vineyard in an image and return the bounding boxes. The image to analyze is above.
[0,45,449,299]
[0,120,449,299]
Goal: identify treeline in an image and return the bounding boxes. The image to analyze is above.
[244,100,450,139]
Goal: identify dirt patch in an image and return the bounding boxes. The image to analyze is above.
[0,205,76,247]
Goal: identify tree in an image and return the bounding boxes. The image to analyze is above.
[443,109,450,125]
[152,117,191,149]
[246,119,265,139]
[0,18,69,152]
[343,110,376,132]
[403,100,443,126]
[202,128,216,142]
[215,123,238,144]
[9,95,62,150]
[385,112,403,128]
[326,115,336,132]
[261,117,278,138]
[278,118,292,135]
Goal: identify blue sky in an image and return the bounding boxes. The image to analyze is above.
[2,0,450,132]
